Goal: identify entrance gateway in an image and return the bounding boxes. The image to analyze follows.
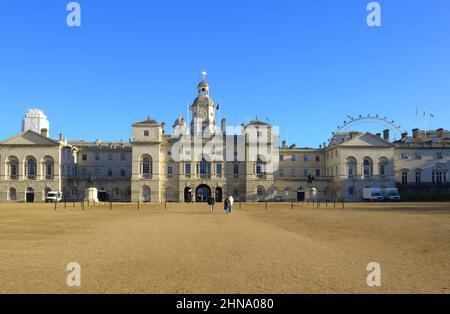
[196,184,211,202]
[26,187,35,203]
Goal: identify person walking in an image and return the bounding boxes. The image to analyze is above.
[224,193,233,214]
[224,197,231,214]
[207,195,215,213]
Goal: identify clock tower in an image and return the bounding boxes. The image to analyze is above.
[190,72,217,136]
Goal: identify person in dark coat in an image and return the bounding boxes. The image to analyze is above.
[207,195,216,213]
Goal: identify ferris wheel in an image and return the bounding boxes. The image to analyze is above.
[335,114,404,140]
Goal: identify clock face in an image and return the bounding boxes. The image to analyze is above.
[198,109,207,120]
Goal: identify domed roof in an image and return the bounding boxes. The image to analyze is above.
[198,81,209,89]
[173,115,187,128]
[193,95,214,107]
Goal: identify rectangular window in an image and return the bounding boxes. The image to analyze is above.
[414,152,422,159]
[279,154,284,161]
[121,153,126,161]
[95,153,100,161]
[216,164,222,175]
[108,153,113,161]
[233,164,239,176]
[167,165,173,177]
[81,168,87,177]
[304,169,308,177]
[108,168,113,177]
[316,169,321,177]
[292,155,297,162]
[82,154,87,161]
[291,169,296,177]
[436,152,443,159]
[144,130,149,136]
[185,163,191,176]
[120,169,126,177]
[279,169,284,177]
[316,155,320,162]
[303,154,308,162]
[401,153,408,159]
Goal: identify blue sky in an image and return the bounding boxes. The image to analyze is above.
[0,0,449,147]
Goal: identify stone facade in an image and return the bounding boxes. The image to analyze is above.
[1,77,449,202]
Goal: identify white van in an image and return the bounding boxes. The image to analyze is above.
[363,188,384,201]
[45,191,63,203]
[381,188,401,201]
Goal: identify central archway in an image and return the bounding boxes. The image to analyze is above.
[196,184,211,202]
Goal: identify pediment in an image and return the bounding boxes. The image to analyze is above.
[0,131,60,146]
[339,133,393,148]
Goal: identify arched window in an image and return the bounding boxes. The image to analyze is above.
[379,157,388,177]
[140,155,152,177]
[432,164,448,184]
[346,157,357,178]
[6,156,19,180]
[25,157,37,180]
[43,156,54,180]
[401,169,409,185]
[363,158,373,178]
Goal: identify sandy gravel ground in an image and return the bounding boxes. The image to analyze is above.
[0,201,449,294]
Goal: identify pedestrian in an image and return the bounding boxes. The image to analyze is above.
[225,193,233,214]
[207,195,215,213]
[224,196,231,214]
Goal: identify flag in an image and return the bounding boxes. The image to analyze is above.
[346,115,352,119]
[423,110,426,118]
[416,108,418,117]
[216,102,220,110]
[430,113,435,118]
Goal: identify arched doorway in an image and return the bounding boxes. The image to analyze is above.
[196,185,211,202]
[26,187,35,203]
[8,187,17,201]
[215,187,223,202]
[184,187,193,202]
[142,185,151,202]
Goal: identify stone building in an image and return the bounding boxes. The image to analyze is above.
[0,76,449,202]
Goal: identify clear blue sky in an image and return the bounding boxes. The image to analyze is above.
[0,0,449,147]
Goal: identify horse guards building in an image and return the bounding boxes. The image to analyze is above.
[1,75,449,203]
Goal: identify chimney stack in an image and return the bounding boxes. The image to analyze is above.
[41,128,49,138]
[401,132,408,140]
[437,128,444,138]
[59,133,63,142]
[383,129,390,142]
[412,128,419,138]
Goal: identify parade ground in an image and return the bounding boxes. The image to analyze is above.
[0,201,449,294]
